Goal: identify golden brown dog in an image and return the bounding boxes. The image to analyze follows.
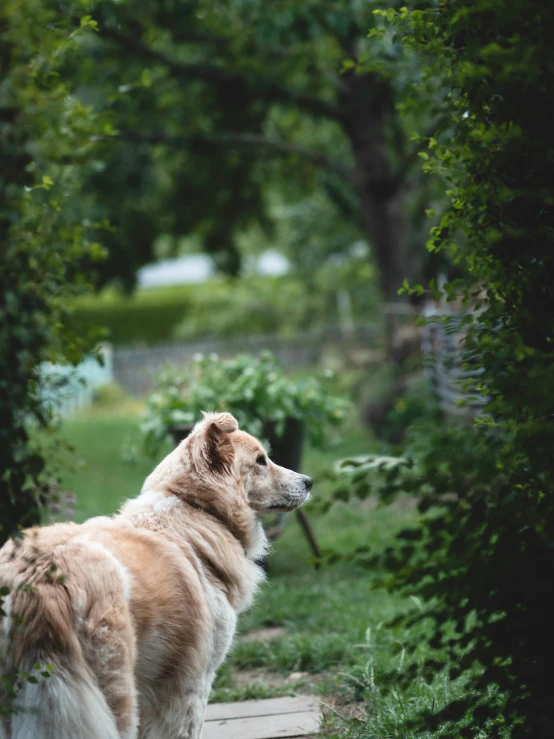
[0,412,312,738]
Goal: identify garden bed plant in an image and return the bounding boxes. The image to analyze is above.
[140,351,349,558]
[141,351,349,459]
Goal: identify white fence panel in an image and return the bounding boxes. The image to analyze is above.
[39,344,113,419]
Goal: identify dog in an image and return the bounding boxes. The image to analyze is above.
[0,411,312,738]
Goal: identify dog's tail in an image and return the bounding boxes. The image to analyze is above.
[2,586,121,739]
[10,661,121,739]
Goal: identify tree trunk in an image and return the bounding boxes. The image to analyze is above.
[339,71,413,304]
[338,71,421,361]
[358,192,410,304]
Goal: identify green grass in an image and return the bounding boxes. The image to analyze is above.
[58,406,161,521]
[56,404,468,738]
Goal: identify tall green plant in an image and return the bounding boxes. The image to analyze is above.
[334,1,554,735]
[0,3,108,543]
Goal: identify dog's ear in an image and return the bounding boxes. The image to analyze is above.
[202,411,239,435]
[196,412,238,474]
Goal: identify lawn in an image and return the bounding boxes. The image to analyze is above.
[59,408,159,522]
[56,404,465,738]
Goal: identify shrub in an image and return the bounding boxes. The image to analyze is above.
[333,1,554,735]
[72,285,194,346]
[0,4,106,544]
[73,269,379,347]
[141,352,349,456]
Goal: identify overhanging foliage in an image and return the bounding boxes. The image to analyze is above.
[333,1,554,735]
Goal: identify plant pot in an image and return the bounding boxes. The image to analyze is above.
[262,417,304,472]
[168,423,195,447]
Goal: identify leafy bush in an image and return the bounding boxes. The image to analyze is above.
[331,1,554,735]
[72,285,195,346]
[172,277,319,343]
[73,268,379,346]
[141,352,348,456]
[0,4,106,544]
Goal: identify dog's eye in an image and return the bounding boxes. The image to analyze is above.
[256,455,267,466]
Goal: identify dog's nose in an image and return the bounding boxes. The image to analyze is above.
[303,475,313,491]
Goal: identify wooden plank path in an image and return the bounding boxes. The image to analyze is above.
[202,696,321,739]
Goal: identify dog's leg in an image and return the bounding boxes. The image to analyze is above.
[139,680,210,739]
[80,603,139,739]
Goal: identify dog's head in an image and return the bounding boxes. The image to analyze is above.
[185,412,312,513]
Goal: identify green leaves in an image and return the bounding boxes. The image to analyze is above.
[141,351,349,456]
[40,175,55,190]
[350,0,554,734]
[398,279,425,297]
[79,15,98,32]
[1,0,108,545]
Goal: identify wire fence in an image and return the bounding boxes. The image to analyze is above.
[36,304,487,419]
[110,323,380,396]
[420,300,488,418]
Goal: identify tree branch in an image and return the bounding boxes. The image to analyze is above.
[97,23,346,123]
[119,130,354,181]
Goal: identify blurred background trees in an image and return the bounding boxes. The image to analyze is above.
[58,0,446,302]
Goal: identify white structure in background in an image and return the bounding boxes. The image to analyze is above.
[137,254,213,288]
[244,250,289,277]
[137,250,289,289]
[420,299,487,418]
[39,344,113,419]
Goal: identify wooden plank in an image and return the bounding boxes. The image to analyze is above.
[202,710,320,739]
[206,696,319,721]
